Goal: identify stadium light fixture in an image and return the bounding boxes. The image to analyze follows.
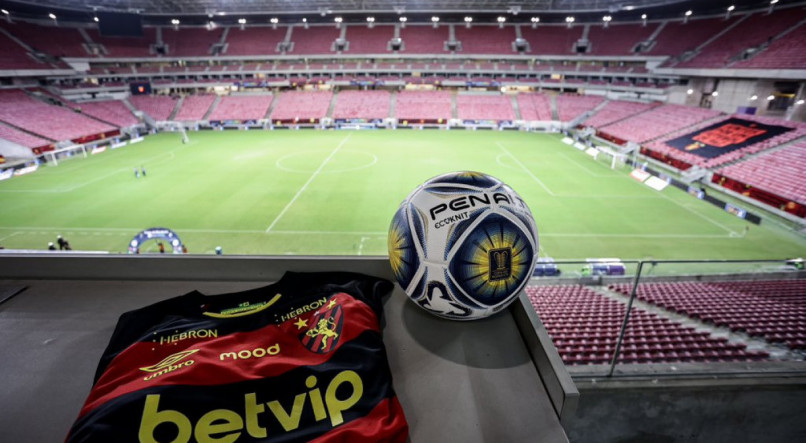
[171,19,180,25]
[399,16,407,28]
[750,95,758,100]
[366,16,375,28]
[531,16,539,28]
[238,18,247,24]
[769,0,778,13]
[641,13,647,26]
[796,99,804,105]
[712,91,719,97]
[683,10,692,24]
[334,16,342,28]
[93,16,99,22]
[726,5,735,19]
[1,9,8,14]
[727,5,735,11]
[603,15,612,28]
[687,89,694,95]
[767,95,775,101]
[302,17,308,29]
[565,16,575,28]
[497,16,506,28]
[431,16,439,28]
[48,13,56,20]
[464,16,472,29]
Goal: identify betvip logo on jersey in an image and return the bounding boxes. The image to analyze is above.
[299,298,344,354]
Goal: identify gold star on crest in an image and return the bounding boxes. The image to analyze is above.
[294,318,308,329]
[327,299,338,309]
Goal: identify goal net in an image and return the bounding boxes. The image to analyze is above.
[40,144,87,166]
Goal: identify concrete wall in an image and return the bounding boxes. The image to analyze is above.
[568,377,806,443]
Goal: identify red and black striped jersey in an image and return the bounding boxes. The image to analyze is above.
[67,272,408,443]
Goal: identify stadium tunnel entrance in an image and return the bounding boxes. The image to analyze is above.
[128,227,184,254]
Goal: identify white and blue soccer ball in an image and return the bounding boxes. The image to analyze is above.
[388,171,539,321]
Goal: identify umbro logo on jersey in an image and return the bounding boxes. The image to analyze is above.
[140,349,198,381]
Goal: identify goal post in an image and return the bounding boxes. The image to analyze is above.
[40,144,87,166]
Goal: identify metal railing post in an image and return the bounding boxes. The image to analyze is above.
[607,260,645,377]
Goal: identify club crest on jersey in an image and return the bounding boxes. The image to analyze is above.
[299,298,343,354]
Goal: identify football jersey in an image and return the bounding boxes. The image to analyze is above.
[67,272,408,443]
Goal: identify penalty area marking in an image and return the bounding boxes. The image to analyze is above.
[265,134,352,233]
[496,142,556,197]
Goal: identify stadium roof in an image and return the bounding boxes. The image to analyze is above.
[3,0,775,15]
[0,0,789,24]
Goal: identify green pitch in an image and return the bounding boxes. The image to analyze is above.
[1,130,804,261]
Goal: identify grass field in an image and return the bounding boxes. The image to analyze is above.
[1,129,804,260]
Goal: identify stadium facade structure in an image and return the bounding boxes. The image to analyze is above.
[0,2,805,442]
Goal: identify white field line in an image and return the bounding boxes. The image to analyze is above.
[358,236,370,255]
[496,142,556,196]
[265,134,352,232]
[0,147,183,193]
[0,226,742,239]
[0,231,21,242]
[559,152,623,177]
[655,190,738,236]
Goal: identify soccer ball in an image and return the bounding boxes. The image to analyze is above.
[388,171,539,320]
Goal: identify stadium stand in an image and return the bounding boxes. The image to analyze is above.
[173,94,216,121]
[598,104,722,144]
[643,116,806,170]
[289,26,340,54]
[456,94,515,121]
[394,91,452,122]
[75,99,139,127]
[527,285,769,365]
[517,93,553,121]
[1,21,87,58]
[161,27,223,57]
[207,95,273,121]
[332,90,391,120]
[0,90,116,141]
[733,22,806,69]
[521,25,583,55]
[85,28,157,58]
[269,90,333,122]
[398,25,449,54]
[583,100,658,129]
[129,95,179,121]
[587,23,658,55]
[0,29,48,70]
[223,27,286,56]
[715,140,806,205]
[0,121,52,148]
[609,280,806,351]
[677,10,806,68]
[556,95,605,122]
[454,25,516,54]
[345,25,394,54]
[647,17,738,57]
